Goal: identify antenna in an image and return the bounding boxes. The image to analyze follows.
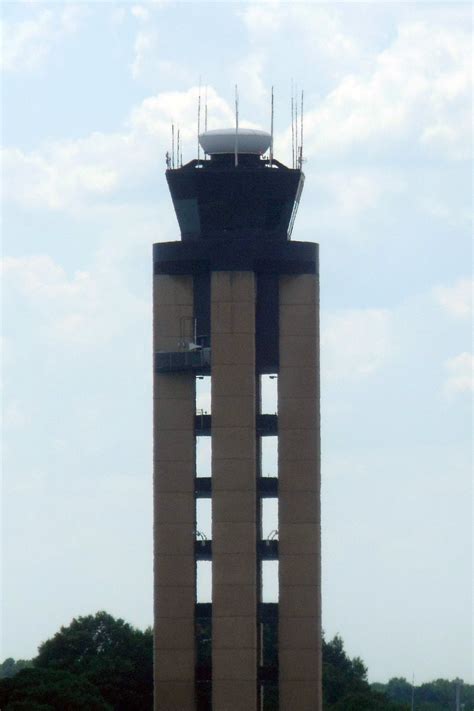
[171,124,175,169]
[300,89,304,169]
[291,86,294,169]
[295,83,299,169]
[234,84,239,167]
[204,85,208,132]
[270,85,274,166]
[177,128,180,169]
[197,80,201,162]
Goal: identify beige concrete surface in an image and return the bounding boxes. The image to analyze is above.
[153,274,196,711]
[211,271,258,711]
[278,273,322,711]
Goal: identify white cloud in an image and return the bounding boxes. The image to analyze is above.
[316,168,405,227]
[131,29,158,80]
[2,139,124,211]
[444,352,474,395]
[130,85,233,133]
[0,6,85,73]
[321,308,392,381]
[130,29,193,87]
[300,20,471,160]
[231,52,268,110]
[131,5,150,22]
[2,254,148,349]
[434,279,473,320]
[241,3,360,65]
[2,86,233,212]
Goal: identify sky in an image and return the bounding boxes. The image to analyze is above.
[1,0,472,686]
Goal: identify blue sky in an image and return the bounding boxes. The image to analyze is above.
[1,0,472,685]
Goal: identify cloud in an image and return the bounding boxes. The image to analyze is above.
[299,20,471,160]
[130,5,150,22]
[0,6,85,73]
[131,29,158,80]
[237,6,470,166]
[2,86,233,212]
[321,308,392,382]
[240,3,360,66]
[2,254,148,349]
[231,52,268,110]
[130,28,193,87]
[434,279,472,320]
[444,352,474,395]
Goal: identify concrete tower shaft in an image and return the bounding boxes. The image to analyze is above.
[153,136,321,711]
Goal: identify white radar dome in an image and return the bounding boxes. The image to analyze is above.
[199,128,271,155]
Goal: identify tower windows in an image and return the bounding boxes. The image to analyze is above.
[196,375,211,414]
[196,498,212,541]
[261,561,279,603]
[260,374,278,415]
[261,436,278,478]
[196,436,212,478]
[196,561,212,603]
[261,498,279,541]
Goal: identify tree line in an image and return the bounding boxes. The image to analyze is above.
[0,611,471,710]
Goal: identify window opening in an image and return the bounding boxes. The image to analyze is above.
[261,436,278,478]
[196,498,212,541]
[261,561,279,603]
[196,436,212,478]
[260,374,278,414]
[261,498,278,540]
[196,375,211,414]
[196,561,212,603]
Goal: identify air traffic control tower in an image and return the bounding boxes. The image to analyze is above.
[153,128,321,711]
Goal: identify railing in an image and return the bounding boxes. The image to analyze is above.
[154,347,211,373]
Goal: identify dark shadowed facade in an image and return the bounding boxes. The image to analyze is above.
[153,131,321,711]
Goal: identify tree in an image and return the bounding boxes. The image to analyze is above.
[323,635,408,711]
[34,611,153,711]
[0,658,33,679]
[374,676,474,711]
[0,668,111,710]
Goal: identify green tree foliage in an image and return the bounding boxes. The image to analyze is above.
[323,635,408,711]
[0,668,112,710]
[375,676,474,711]
[0,658,33,679]
[34,611,153,711]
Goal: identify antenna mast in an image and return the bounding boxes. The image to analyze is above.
[177,128,180,169]
[171,124,175,169]
[197,81,201,162]
[234,84,239,167]
[300,89,304,169]
[270,86,274,166]
[291,87,294,169]
[205,85,208,132]
[295,83,299,169]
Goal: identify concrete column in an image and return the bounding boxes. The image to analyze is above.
[278,273,322,711]
[211,271,258,711]
[153,274,196,711]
